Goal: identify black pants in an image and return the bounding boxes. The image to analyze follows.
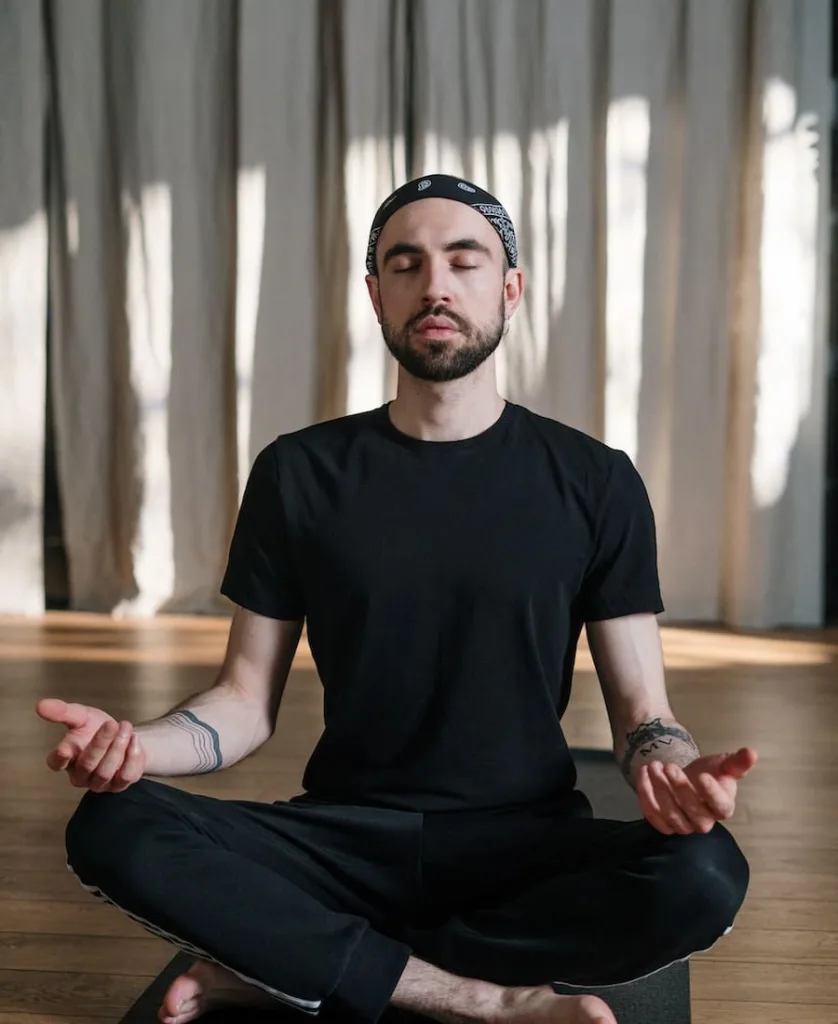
[65,779,749,1022]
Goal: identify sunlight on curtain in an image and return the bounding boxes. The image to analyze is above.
[0,209,47,614]
[235,165,266,502]
[113,182,173,618]
[604,96,650,464]
[751,77,820,509]
[516,120,569,401]
[491,131,524,399]
[345,136,401,415]
[536,120,569,322]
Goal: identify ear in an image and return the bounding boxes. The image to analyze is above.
[366,274,383,324]
[503,267,525,321]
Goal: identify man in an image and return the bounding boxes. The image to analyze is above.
[39,174,755,1024]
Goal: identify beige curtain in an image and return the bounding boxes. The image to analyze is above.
[408,0,832,627]
[0,0,831,628]
[0,0,47,615]
[319,0,409,417]
[46,0,318,615]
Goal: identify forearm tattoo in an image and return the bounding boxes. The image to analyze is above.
[167,710,224,774]
[621,716,700,781]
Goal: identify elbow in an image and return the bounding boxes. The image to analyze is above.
[218,679,276,748]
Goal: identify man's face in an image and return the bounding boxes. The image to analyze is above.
[366,198,520,383]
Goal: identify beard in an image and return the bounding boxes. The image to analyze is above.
[381,297,506,383]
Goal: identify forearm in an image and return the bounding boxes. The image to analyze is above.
[616,714,701,789]
[135,681,272,777]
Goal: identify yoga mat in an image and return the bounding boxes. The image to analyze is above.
[119,751,691,1023]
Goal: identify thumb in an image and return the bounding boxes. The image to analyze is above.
[718,747,758,780]
[36,698,89,730]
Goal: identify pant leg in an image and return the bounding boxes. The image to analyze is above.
[64,779,419,1022]
[406,813,750,988]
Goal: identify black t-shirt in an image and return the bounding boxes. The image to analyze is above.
[220,402,664,815]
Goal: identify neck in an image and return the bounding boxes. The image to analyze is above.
[387,360,505,442]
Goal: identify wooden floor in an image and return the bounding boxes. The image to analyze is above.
[1,613,837,1023]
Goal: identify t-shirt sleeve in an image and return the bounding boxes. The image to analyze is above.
[219,444,306,620]
[577,449,664,622]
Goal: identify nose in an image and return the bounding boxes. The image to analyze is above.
[420,257,454,307]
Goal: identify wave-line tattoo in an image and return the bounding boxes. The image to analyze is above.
[621,716,699,780]
[168,710,223,773]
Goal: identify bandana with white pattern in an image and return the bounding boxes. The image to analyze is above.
[366,174,518,275]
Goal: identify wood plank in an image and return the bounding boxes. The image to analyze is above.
[699,927,838,965]
[0,871,103,904]
[690,960,838,1004]
[0,1015,119,1024]
[0,902,154,938]
[0,933,172,975]
[727,899,838,933]
[692,1001,838,1024]
[745,872,838,902]
[0,970,149,1017]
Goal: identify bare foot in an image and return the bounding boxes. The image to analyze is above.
[158,959,280,1024]
[496,984,616,1024]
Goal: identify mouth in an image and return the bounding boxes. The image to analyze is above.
[415,316,459,338]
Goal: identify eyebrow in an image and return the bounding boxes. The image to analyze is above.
[381,237,494,266]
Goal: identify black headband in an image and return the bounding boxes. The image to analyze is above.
[366,173,519,275]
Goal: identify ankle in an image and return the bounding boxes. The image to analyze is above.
[390,957,505,1024]
[454,978,507,1024]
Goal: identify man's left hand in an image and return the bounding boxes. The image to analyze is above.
[637,747,758,835]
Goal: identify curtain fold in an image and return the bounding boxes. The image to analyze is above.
[0,0,831,627]
[239,0,319,468]
[328,0,408,416]
[0,0,47,615]
[48,0,239,616]
[723,0,833,626]
[410,0,608,435]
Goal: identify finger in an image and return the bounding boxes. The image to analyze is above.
[67,720,120,788]
[696,772,736,819]
[648,762,694,834]
[109,735,145,793]
[88,723,134,792]
[46,743,79,772]
[719,747,758,781]
[36,698,89,730]
[663,764,717,832]
[636,764,675,834]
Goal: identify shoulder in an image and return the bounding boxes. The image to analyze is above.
[512,406,651,521]
[256,408,382,466]
[513,405,624,478]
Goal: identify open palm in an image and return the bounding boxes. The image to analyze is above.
[637,747,757,835]
[36,698,145,792]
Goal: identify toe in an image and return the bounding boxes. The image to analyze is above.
[160,972,202,1022]
[577,994,615,1024]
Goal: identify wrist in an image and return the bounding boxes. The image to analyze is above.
[619,715,701,783]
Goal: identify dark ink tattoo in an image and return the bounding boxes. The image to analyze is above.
[621,717,699,780]
[168,710,223,773]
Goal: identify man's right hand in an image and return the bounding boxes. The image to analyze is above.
[36,698,147,792]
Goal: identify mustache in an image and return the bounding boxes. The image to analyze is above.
[407,305,469,333]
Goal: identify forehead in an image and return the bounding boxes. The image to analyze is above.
[378,197,502,257]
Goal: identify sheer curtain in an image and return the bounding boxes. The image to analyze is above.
[0,1,47,615]
[0,0,830,628]
[408,0,832,627]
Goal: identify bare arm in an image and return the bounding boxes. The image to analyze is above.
[136,608,304,777]
[585,613,701,789]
